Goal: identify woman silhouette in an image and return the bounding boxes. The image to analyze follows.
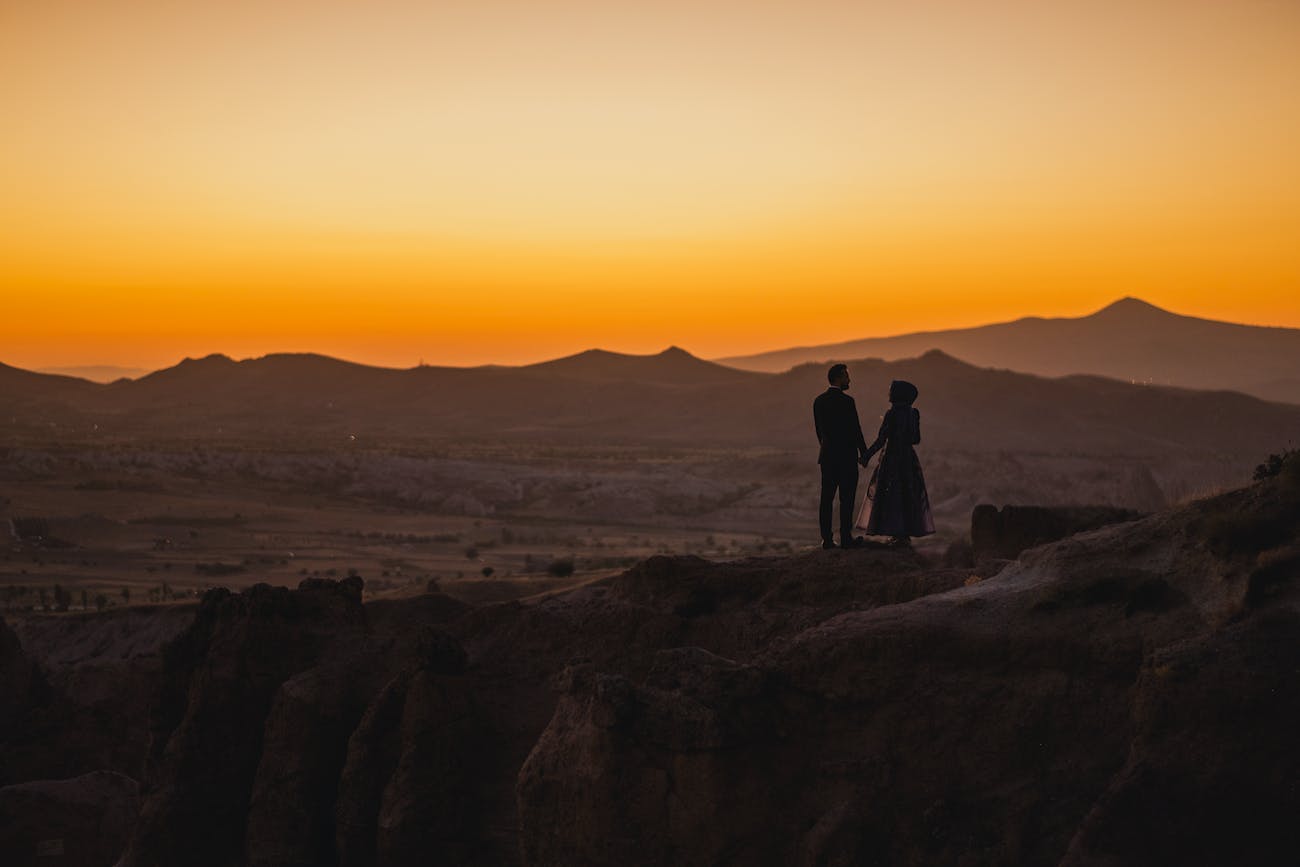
[856,380,935,545]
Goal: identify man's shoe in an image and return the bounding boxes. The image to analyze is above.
[841,536,866,549]
[821,540,838,550]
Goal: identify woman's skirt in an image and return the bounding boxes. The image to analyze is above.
[857,446,935,537]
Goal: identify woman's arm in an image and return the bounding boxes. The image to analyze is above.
[863,409,890,460]
[912,408,922,444]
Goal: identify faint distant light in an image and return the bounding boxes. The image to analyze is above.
[349,434,357,441]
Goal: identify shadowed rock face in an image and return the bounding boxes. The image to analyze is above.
[0,616,56,785]
[5,605,194,786]
[123,579,359,866]
[0,771,139,867]
[0,608,187,866]
[331,626,480,867]
[1060,609,1300,867]
[7,466,1300,867]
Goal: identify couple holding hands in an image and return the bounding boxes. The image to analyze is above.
[813,363,935,549]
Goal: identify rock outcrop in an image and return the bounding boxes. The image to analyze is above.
[517,469,1300,865]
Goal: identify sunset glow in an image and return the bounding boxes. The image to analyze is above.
[3,0,1299,370]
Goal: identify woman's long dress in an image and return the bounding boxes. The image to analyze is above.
[857,405,935,537]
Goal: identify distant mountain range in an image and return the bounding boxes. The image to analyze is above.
[2,346,1297,470]
[718,298,1300,405]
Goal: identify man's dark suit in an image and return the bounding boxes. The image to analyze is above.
[813,386,868,545]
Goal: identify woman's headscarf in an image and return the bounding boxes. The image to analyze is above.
[889,379,918,406]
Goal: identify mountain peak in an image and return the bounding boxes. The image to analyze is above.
[523,344,753,384]
[1091,297,1171,319]
[918,348,963,363]
[178,353,236,366]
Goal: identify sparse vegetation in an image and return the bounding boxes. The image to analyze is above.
[1253,449,1297,481]
[1198,449,1300,559]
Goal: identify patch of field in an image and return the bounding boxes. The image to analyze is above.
[0,457,817,614]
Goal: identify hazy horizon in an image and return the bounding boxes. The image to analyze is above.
[6,294,1297,375]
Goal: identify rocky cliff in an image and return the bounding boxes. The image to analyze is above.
[3,463,1298,866]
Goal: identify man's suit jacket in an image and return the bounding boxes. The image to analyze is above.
[813,387,868,467]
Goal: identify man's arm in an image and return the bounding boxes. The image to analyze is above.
[850,397,869,458]
[813,397,826,445]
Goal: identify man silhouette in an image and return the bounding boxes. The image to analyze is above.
[813,363,869,549]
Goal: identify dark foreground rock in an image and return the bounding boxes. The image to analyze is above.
[516,472,1300,866]
[4,605,194,785]
[0,615,52,785]
[0,770,139,867]
[4,465,1299,866]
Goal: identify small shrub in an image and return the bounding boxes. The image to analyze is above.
[547,558,575,578]
[1253,450,1296,481]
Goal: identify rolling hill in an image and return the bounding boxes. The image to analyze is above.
[2,346,1297,464]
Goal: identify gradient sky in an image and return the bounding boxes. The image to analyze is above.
[3,0,1298,370]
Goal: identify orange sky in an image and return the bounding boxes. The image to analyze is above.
[3,0,1298,370]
